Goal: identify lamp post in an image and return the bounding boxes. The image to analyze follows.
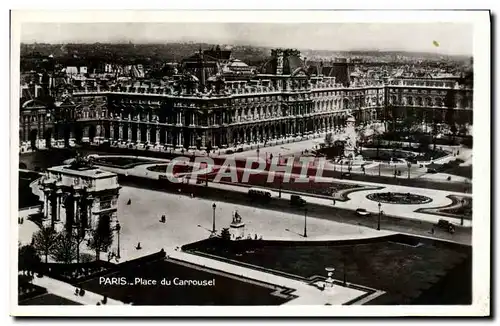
[461,199,465,226]
[115,221,121,259]
[407,162,412,179]
[72,221,81,263]
[212,203,217,235]
[303,208,308,238]
[377,202,382,231]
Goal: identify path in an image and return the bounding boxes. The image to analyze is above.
[167,250,371,305]
[31,276,124,305]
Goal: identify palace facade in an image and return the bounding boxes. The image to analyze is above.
[19,48,473,152]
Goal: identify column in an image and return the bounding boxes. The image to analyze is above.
[56,191,62,222]
[146,126,151,143]
[43,191,49,219]
[201,132,206,147]
[127,123,135,142]
[118,123,123,141]
[96,124,102,142]
[73,194,80,224]
[155,127,160,145]
[166,129,171,146]
[109,123,115,141]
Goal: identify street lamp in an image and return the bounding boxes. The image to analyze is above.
[303,208,308,238]
[212,203,217,235]
[377,202,382,231]
[461,199,465,226]
[72,221,81,263]
[115,221,121,259]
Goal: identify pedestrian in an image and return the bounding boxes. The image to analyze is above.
[431,227,435,235]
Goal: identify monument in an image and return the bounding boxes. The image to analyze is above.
[343,114,357,159]
[230,210,245,240]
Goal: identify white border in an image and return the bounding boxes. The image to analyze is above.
[9,10,490,317]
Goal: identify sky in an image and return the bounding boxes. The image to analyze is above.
[21,23,473,55]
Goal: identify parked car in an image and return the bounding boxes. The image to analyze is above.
[355,208,370,216]
[290,194,307,207]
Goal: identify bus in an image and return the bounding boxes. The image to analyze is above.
[248,187,272,200]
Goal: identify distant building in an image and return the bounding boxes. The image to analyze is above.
[21,48,474,151]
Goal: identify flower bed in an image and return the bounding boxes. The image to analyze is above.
[366,192,433,205]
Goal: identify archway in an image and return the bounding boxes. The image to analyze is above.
[44,128,52,148]
[123,124,129,141]
[63,126,71,147]
[29,129,38,150]
[150,125,157,144]
[88,125,96,143]
[140,125,147,143]
[19,162,27,170]
[74,125,83,144]
[159,126,166,144]
[130,123,138,143]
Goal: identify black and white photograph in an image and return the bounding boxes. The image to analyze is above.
[9,10,490,317]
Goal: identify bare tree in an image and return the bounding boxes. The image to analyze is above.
[50,232,77,264]
[32,226,58,264]
[87,216,113,261]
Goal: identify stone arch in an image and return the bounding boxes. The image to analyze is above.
[44,128,52,148]
[88,125,96,143]
[74,125,83,144]
[140,124,147,142]
[343,99,349,110]
[416,97,423,106]
[407,96,414,106]
[426,97,433,107]
[150,125,157,144]
[29,129,38,149]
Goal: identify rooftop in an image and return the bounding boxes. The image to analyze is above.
[48,165,117,179]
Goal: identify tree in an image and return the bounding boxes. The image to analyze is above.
[50,232,77,264]
[402,108,418,148]
[220,228,231,241]
[32,226,58,263]
[19,245,41,277]
[88,216,113,261]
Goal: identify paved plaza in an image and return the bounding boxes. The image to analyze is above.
[113,186,393,262]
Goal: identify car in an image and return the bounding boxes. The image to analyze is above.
[355,208,370,216]
[290,194,307,207]
[341,172,352,179]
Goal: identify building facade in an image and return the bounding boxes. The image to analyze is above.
[19,49,473,151]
